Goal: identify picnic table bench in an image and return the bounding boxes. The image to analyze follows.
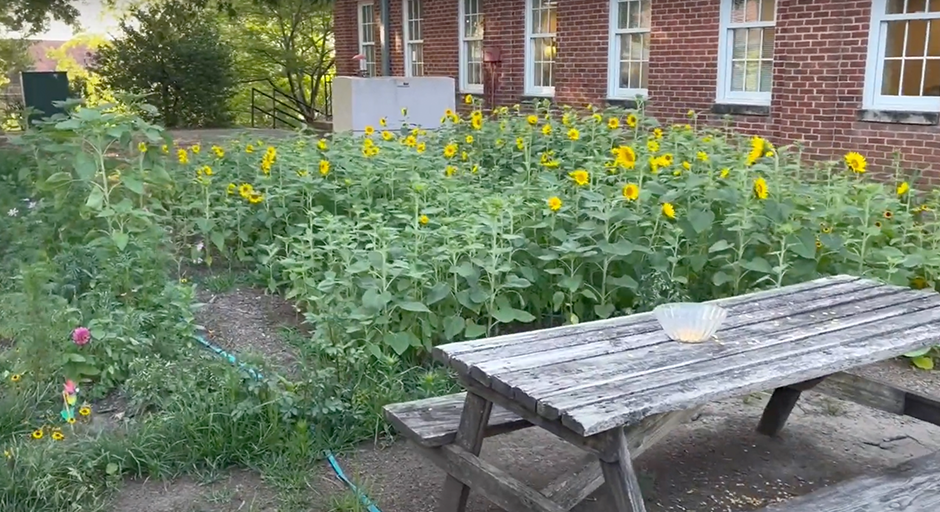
[384,275,940,511]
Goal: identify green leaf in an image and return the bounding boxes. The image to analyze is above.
[86,187,105,209]
[44,171,73,188]
[362,289,391,312]
[712,271,733,286]
[513,309,535,323]
[398,301,431,313]
[742,257,773,274]
[912,355,934,371]
[594,303,615,319]
[904,347,933,358]
[383,332,412,356]
[105,463,120,476]
[74,152,97,180]
[599,240,636,256]
[426,283,451,305]
[464,322,486,339]
[708,240,733,253]
[503,275,532,289]
[609,275,639,290]
[443,315,465,340]
[122,176,145,194]
[790,231,818,260]
[689,209,716,234]
[552,291,565,312]
[365,343,385,360]
[491,306,516,324]
[68,354,87,363]
[210,231,225,251]
[346,259,370,274]
[112,231,129,251]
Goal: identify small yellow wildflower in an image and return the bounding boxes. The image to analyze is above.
[471,164,479,173]
[569,169,590,187]
[177,148,189,164]
[416,142,426,153]
[212,145,225,158]
[445,165,457,177]
[567,128,580,141]
[720,168,730,178]
[464,94,474,104]
[201,165,213,176]
[516,137,525,150]
[607,117,620,129]
[687,109,695,118]
[319,160,331,176]
[31,429,43,439]
[547,196,562,211]
[317,139,328,150]
[466,135,474,144]
[379,117,387,127]
[138,142,147,153]
[673,169,683,176]
[191,144,201,154]
[246,144,255,153]
[844,151,867,173]
[662,202,676,219]
[419,214,429,225]
[682,161,692,170]
[52,431,65,441]
[542,123,553,136]
[754,177,769,200]
[527,114,539,126]
[444,108,454,117]
[897,181,910,196]
[697,151,709,162]
[622,183,640,201]
[461,151,469,161]
[227,183,236,194]
[161,144,169,153]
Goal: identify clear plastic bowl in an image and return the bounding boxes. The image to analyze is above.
[653,302,727,343]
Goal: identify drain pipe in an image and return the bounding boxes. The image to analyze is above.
[380,0,391,76]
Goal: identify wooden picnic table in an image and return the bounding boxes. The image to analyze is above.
[420,274,940,512]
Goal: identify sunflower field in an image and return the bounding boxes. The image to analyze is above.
[84,97,940,358]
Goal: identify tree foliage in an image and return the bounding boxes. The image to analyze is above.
[48,34,111,105]
[222,0,334,125]
[93,1,237,128]
[0,0,78,35]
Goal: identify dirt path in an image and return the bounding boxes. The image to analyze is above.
[110,283,940,512]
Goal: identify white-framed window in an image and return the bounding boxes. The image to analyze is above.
[863,0,940,112]
[358,0,377,77]
[608,0,651,99]
[459,0,484,93]
[525,0,558,96]
[716,0,777,105]
[403,0,424,76]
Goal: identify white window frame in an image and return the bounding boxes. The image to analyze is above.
[403,0,424,77]
[607,0,651,99]
[459,0,484,94]
[863,0,940,112]
[716,0,777,106]
[357,0,377,77]
[524,0,557,97]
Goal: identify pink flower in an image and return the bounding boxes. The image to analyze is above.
[72,327,91,346]
[63,380,77,395]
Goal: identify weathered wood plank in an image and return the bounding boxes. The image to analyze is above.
[433,275,862,371]
[480,282,905,391]
[816,372,940,427]
[452,278,880,381]
[536,297,940,424]
[540,407,701,510]
[560,306,940,436]
[599,427,648,512]
[383,393,530,447]
[497,289,929,413]
[414,443,568,512]
[438,392,492,512]
[756,451,940,511]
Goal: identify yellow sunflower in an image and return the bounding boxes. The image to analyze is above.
[569,169,590,187]
[364,125,375,136]
[612,146,637,169]
[419,214,429,225]
[52,431,65,441]
[547,196,562,211]
[443,143,458,158]
[897,181,910,196]
[662,202,676,219]
[844,151,866,173]
[31,429,43,439]
[542,123,553,136]
[626,113,638,128]
[622,183,640,201]
[319,160,331,176]
[567,128,580,141]
[607,117,620,129]
[754,177,769,200]
[527,114,539,126]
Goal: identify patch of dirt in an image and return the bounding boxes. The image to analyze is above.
[194,286,304,377]
[111,469,278,512]
[309,360,940,512]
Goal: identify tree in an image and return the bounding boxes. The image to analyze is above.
[0,0,77,36]
[47,34,111,105]
[0,39,31,88]
[222,0,334,125]
[92,1,237,128]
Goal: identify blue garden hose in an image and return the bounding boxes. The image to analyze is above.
[195,333,382,512]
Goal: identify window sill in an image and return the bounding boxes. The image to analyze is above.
[711,103,770,117]
[856,109,939,126]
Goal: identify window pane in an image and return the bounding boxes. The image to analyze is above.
[410,43,424,76]
[629,61,641,89]
[885,21,906,58]
[640,61,649,88]
[931,21,940,56]
[881,60,902,94]
[627,0,640,29]
[931,0,940,12]
[886,0,905,13]
[760,0,775,21]
[908,0,928,12]
[731,61,746,91]
[630,33,644,60]
[745,60,760,91]
[759,60,773,91]
[618,0,629,29]
[745,0,760,22]
[747,28,762,59]
[534,62,544,87]
[619,61,630,88]
[731,0,746,23]
[908,20,929,57]
[732,28,747,59]
[924,60,940,94]
[762,28,775,59]
[902,60,924,95]
[639,0,651,28]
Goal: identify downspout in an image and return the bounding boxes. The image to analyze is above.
[380,0,392,76]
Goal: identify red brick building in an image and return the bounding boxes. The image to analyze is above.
[335,0,940,178]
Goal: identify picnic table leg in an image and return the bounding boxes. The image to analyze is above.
[599,426,648,512]
[438,391,493,512]
[757,377,827,437]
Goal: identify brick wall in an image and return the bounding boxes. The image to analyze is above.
[334,0,940,180]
